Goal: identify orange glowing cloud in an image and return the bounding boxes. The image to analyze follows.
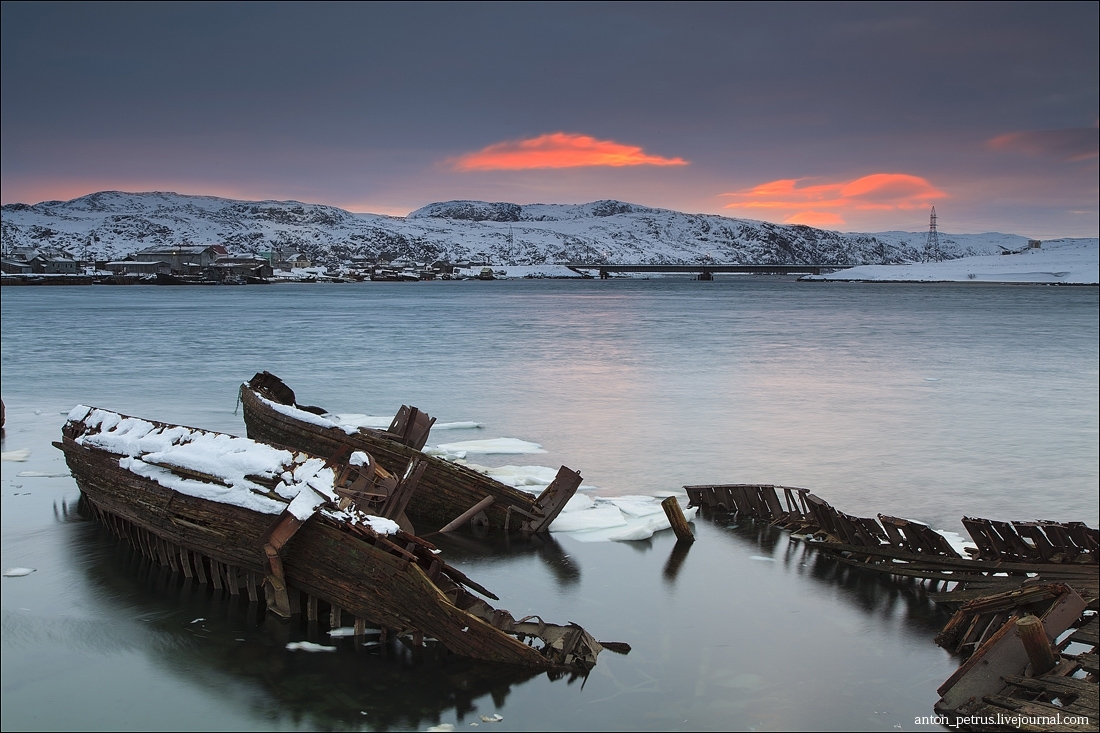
[451,132,689,171]
[784,211,845,227]
[987,127,1099,162]
[721,173,947,226]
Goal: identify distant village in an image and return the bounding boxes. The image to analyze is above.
[1,243,504,285]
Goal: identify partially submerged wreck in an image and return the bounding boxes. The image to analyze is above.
[685,483,1098,603]
[687,483,1098,730]
[56,406,618,671]
[240,371,578,533]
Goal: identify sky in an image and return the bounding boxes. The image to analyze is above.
[1,2,1097,237]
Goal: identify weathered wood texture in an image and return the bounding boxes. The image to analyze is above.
[935,583,1071,656]
[936,588,1088,714]
[937,602,1098,731]
[240,376,577,533]
[684,483,1098,602]
[1017,614,1058,675]
[661,496,694,544]
[56,430,604,671]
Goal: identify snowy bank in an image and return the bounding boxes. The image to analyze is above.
[810,238,1098,284]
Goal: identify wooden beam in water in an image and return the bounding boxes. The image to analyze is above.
[438,496,495,533]
[661,497,694,544]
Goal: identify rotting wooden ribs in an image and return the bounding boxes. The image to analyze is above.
[685,483,1098,604]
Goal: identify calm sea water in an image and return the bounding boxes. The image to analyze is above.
[2,279,1097,731]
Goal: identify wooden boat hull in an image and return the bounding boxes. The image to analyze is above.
[239,374,577,533]
[55,409,610,671]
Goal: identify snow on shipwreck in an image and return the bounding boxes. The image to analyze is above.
[54,405,626,671]
[239,371,579,533]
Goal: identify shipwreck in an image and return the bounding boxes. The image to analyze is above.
[239,371,578,534]
[55,405,621,671]
[686,483,1098,730]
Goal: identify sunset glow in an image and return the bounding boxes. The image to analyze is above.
[450,132,689,171]
[784,211,846,227]
[3,4,1096,236]
[987,127,1099,162]
[722,173,947,226]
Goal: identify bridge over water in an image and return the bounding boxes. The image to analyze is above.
[566,263,836,280]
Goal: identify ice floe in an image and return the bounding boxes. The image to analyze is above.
[549,505,627,533]
[466,464,560,489]
[327,626,378,637]
[267,396,481,435]
[323,413,393,430]
[549,494,698,542]
[285,641,336,652]
[2,449,31,462]
[937,529,978,557]
[426,438,546,457]
[3,567,36,577]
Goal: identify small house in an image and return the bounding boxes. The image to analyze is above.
[134,244,227,274]
[29,254,80,274]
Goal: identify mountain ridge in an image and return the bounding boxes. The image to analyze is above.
[1,191,1070,267]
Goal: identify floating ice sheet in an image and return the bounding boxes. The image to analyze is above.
[936,529,978,557]
[328,626,379,637]
[324,413,393,430]
[473,464,559,488]
[549,494,698,542]
[286,641,336,652]
[427,438,546,455]
[605,495,669,518]
[549,505,627,533]
[3,567,36,577]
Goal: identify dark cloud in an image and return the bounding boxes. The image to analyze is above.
[2,2,1097,235]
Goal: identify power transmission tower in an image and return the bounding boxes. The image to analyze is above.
[925,206,941,261]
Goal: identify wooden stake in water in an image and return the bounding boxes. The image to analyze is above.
[662,496,695,544]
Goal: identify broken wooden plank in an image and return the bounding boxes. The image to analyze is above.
[936,588,1088,715]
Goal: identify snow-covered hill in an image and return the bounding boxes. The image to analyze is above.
[0,191,1076,267]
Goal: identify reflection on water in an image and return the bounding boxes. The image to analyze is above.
[699,508,951,633]
[431,530,582,587]
[56,509,543,731]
